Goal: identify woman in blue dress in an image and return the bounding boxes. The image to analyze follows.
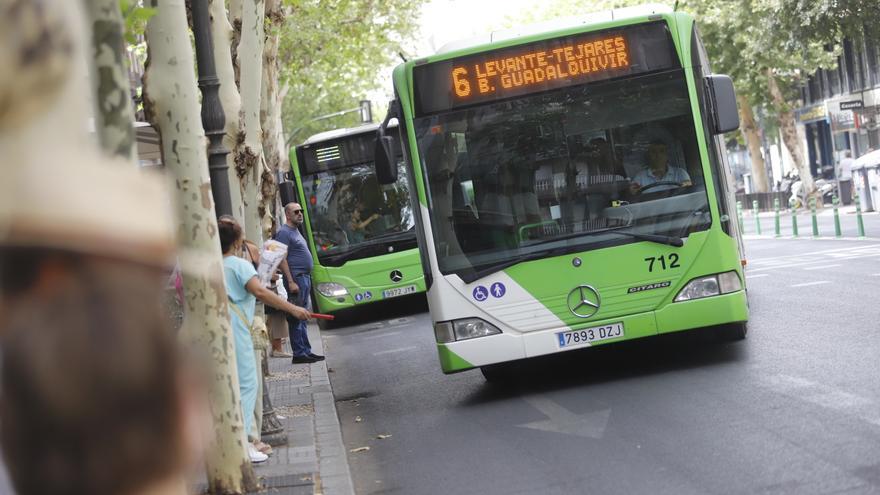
[218,216,311,463]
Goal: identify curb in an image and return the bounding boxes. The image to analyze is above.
[308,323,355,495]
[249,323,355,495]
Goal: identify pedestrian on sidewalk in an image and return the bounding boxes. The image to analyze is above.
[274,203,324,364]
[838,150,854,205]
[219,216,312,463]
[242,239,276,456]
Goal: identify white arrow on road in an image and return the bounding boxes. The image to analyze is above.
[517,395,611,438]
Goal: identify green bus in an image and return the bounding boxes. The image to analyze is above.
[291,124,425,318]
[374,5,748,378]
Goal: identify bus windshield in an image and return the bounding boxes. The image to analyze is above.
[301,161,413,254]
[298,128,415,263]
[414,69,711,278]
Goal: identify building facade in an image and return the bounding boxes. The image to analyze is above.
[797,36,880,178]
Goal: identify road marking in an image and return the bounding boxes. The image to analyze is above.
[750,253,880,272]
[372,346,417,356]
[790,281,831,287]
[759,374,880,428]
[803,264,842,271]
[517,395,611,439]
[748,244,880,265]
[363,330,402,340]
[747,274,769,279]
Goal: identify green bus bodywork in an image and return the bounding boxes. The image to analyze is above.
[289,125,426,315]
[387,7,749,374]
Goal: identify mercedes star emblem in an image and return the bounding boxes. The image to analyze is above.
[566,285,601,318]
[389,270,403,283]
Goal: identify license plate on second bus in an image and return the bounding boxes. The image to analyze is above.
[557,323,624,348]
[383,285,417,299]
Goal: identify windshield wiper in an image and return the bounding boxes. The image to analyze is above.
[365,228,415,243]
[539,226,683,247]
[601,229,683,247]
[458,228,683,283]
[460,247,570,284]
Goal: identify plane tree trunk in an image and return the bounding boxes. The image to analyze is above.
[84,0,137,163]
[737,94,770,193]
[143,1,257,492]
[767,69,816,202]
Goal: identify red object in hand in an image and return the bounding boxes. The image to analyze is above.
[311,313,335,320]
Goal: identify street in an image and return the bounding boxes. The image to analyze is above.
[324,238,880,495]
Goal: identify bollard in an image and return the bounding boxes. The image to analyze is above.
[810,197,819,238]
[736,201,744,233]
[790,197,799,237]
[832,195,842,238]
[855,192,866,238]
[753,200,761,235]
[774,197,781,237]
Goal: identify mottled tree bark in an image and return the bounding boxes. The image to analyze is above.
[228,0,243,90]
[737,95,770,193]
[209,0,246,226]
[142,0,257,492]
[237,0,266,246]
[767,70,816,201]
[84,0,137,163]
[259,0,283,239]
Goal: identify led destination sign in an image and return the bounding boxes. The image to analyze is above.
[451,35,630,99]
[413,22,678,116]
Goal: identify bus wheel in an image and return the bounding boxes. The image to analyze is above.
[717,321,748,342]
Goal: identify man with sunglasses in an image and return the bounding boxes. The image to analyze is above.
[275,202,324,364]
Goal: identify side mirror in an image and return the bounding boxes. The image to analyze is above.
[375,135,397,184]
[375,101,399,185]
[278,180,297,206]
[706,75,739,134]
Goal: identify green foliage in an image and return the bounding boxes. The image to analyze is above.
[119,0,156,45]
[279,0,424,145]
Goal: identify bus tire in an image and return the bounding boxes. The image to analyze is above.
[717,321,748,342]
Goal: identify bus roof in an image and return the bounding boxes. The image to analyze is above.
[435,3,673,55]
[302,123,381,145]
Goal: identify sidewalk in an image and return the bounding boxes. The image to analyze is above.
[195,323,354,495]
[256,323,353,495]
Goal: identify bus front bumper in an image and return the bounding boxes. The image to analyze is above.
[314,278,426,314]
[437,290,749,374]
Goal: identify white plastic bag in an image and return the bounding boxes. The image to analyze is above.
[258,239,287,287]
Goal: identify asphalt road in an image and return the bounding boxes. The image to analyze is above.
[325,238,880,495]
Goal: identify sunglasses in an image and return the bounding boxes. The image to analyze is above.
[292,209,303,214]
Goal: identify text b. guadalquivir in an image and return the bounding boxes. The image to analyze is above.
[452,36,630,97]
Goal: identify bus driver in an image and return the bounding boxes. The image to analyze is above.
[629,140,692,194]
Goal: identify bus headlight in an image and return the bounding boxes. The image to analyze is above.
[434,318,501,343]
[316,282,348,298]
[674,271,742,302]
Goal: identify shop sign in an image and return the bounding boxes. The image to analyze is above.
[840,100,864,111]
[795,103,827,124]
